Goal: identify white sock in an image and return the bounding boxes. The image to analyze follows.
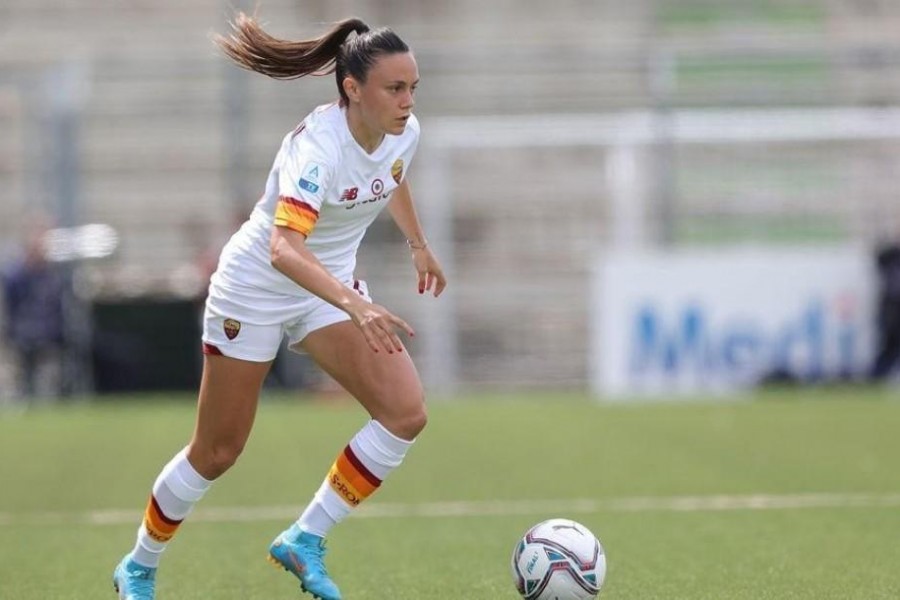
[297,420,413,537]
[131,448,212,568]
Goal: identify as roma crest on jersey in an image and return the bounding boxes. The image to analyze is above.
[391,159,404,184]
[223,318,241,340]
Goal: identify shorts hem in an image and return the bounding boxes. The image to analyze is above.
[288,312,353,352]
[201,338,279,363]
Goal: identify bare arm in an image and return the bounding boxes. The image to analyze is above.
[270,225,414,353]
[387,179,428,248]
[387,180,447,297]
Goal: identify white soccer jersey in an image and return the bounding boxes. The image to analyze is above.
[211,102,420,299]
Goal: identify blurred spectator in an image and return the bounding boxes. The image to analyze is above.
[870,240,900,380]
[1,220,68,400]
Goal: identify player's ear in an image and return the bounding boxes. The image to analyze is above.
[343,77,361,104]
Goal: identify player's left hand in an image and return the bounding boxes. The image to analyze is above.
[411,246,446,297]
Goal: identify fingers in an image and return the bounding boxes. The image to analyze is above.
[420,272,433,294]
[432,271,447,297]
[358,308,415,354]
[361,328,383,354]
[362,324,399,354]
[418,271,427,295]
[390,314,416,339]
[417,270,446,297]
[374,318,410,354]
[426,268,446,297]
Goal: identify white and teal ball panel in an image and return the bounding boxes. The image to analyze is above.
[511,518,607,600]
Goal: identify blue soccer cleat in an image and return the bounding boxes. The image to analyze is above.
[268,525,342,600]
[112,554,157,600]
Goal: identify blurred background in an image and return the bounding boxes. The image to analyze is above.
[2,0,900,403]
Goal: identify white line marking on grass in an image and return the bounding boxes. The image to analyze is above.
[3,492,900,527]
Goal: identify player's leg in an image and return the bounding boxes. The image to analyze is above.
[113,352,272,599]
[297,318,426,527]
[267,316,424,600]
[302,319,426,436]
[187,353,273,479]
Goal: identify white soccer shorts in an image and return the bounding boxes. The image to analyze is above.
[202,279,371,362]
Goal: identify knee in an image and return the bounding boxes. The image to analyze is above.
[404,407,428,439]
[385,403,428,441]
[188,439,245,480]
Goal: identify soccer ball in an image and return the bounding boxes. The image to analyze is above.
[510,518,607,599]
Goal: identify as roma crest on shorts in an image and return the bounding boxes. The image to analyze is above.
[391,159,404,184]
[223,318,241,340]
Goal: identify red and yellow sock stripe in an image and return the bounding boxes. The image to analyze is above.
[327,446,382,507]
[143,495,183,543]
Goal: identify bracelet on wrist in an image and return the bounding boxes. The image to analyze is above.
[407,239,428,250]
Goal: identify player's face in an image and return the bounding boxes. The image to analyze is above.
[356,52,419,136]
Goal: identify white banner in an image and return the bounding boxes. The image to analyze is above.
[591,247,876,398]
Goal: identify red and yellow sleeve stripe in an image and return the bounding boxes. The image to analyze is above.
[274,196,319,236]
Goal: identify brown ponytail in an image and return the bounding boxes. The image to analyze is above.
[213,12,369,80]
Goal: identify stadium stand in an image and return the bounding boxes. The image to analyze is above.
[2,0,900,389]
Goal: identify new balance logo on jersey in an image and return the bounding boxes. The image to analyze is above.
[340,187,359,201]
[343,190,393,210]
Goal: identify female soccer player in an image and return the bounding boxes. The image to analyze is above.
[113,12,446,600]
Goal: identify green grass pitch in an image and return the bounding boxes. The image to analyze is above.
[1,387,899,599]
